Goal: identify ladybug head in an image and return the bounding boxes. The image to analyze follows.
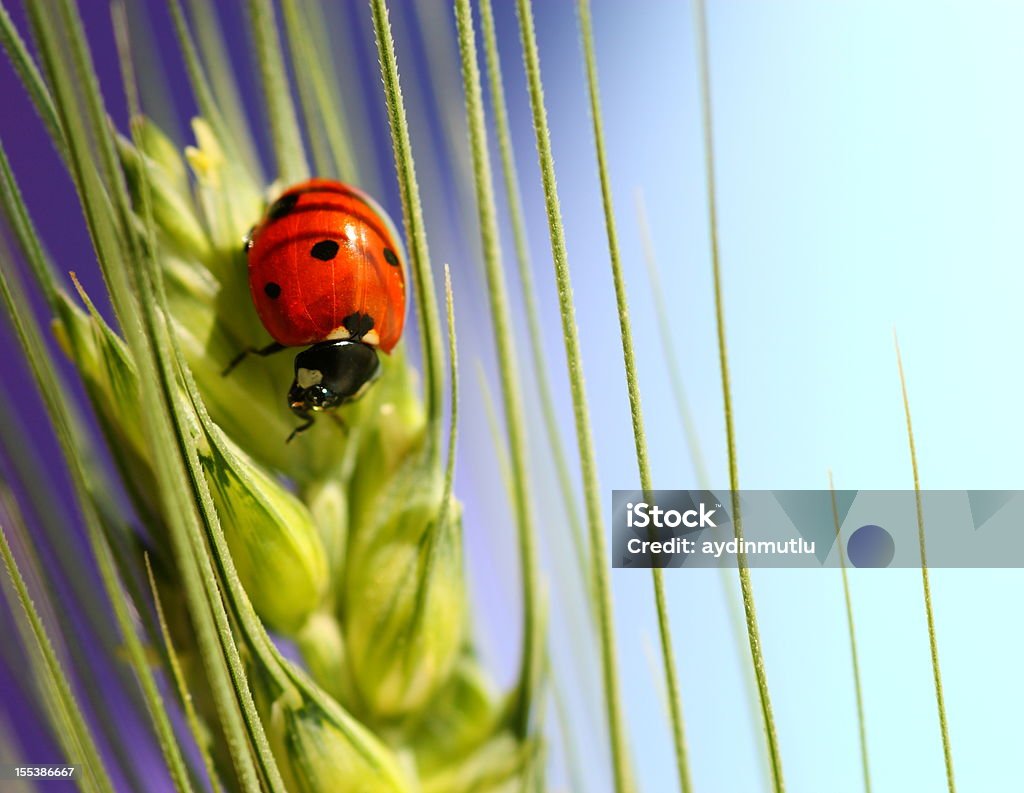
[288,340,380,419]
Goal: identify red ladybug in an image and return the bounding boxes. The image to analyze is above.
[225,178,407,440]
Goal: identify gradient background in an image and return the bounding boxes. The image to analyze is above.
[1,1,1020,791]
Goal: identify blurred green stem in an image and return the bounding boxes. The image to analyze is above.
[184,0,263,179]
[692,1,785,790]
[634,191,708,486]
[894,334,955,793]
[577,2,692,790]
[454,0,542,736]
[245,0,307,183]
[370,0,446,464]
[635,188,775,785]
[477,0,589,594]
[514,0,635,789]
[828,472,872,793]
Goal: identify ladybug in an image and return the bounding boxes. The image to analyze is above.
[224,178,407,440]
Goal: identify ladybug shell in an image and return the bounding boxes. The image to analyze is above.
[246,178,407,352]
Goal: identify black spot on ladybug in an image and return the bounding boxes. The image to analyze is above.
[264,282,282,299]
[310,240,340,261]
[268,193,299,220]
[383,247,399,267]
[342,312,375,340]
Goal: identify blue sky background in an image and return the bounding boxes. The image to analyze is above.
[1,1,1021,791]
[479,2,1023,791]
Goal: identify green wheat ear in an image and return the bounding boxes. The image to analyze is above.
[0,0,540,789]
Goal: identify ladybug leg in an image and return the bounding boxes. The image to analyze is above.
[222,341,287,376]
[286,413,315,443]
[285,410,347,443]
